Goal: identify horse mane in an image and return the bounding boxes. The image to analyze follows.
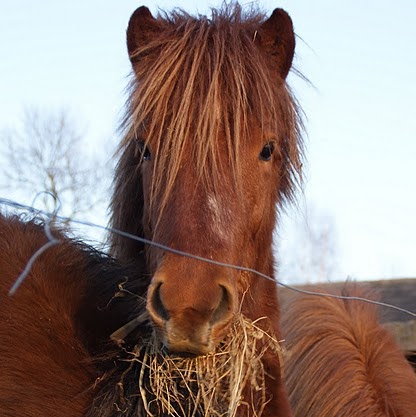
[282,284,416,417]
[110,3,303,258]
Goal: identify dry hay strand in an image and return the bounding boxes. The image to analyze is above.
[115,314,283,417]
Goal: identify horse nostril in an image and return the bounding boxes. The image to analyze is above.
[149,282,170,322]
[211,285,232,325]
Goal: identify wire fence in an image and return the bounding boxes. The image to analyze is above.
[0,196,415,319]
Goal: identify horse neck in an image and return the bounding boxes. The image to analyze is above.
[240,231,281,330]
[109,141,146,263]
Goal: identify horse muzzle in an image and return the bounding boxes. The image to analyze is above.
[146,268,236,355]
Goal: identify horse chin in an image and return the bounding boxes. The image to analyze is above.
[160,322,229,356]
[163,340,214,356]
[150,315,233,357]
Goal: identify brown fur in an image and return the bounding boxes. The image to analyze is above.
[0,214,150,416]
[0,215,95,416]
[107,3,302,416]
[282,285,416,417]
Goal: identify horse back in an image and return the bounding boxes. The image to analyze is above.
[0,215,95,416]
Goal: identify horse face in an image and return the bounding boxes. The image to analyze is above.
[121,6,298,355]
[137,125,283,354]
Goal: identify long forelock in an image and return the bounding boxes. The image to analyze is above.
[122,3,303,217]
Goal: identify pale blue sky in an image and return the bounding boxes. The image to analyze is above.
[1,1,415,281]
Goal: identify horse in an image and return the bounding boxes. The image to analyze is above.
[0,3,302,417]
[281,285,416,417]
[0,214,148,417]
[0,215,96,416]
[101,3,301,417]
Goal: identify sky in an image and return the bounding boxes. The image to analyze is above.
[0,0,415,282]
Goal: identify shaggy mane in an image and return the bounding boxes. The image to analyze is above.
[119,3,302,215]
[282,285,416,417]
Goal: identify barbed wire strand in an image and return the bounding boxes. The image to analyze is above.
[1,197,415,319]
[8,192,62,295]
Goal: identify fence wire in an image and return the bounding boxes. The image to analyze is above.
[0,196,415,319]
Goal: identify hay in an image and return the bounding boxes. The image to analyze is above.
[115,315,283,417]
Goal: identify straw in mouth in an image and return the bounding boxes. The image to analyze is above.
[112,314,283,417]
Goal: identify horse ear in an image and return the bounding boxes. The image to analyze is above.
[257,8,295,80]
[127,6,160,64]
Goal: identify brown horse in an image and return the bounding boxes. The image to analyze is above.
[0,214,149,417]
[105,3,301,417]
[281,285,416,417]
[0,3,301,417]
[0,215,94,416]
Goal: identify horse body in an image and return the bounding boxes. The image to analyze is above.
[0,214,151,416]
[282,285,416,417]
[0,216,95,416]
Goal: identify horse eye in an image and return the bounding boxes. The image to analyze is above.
[259,142,275,161]
[137,140,151,161]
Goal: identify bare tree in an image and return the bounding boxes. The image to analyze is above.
[0,108,110,226]
[277,203,340,283]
